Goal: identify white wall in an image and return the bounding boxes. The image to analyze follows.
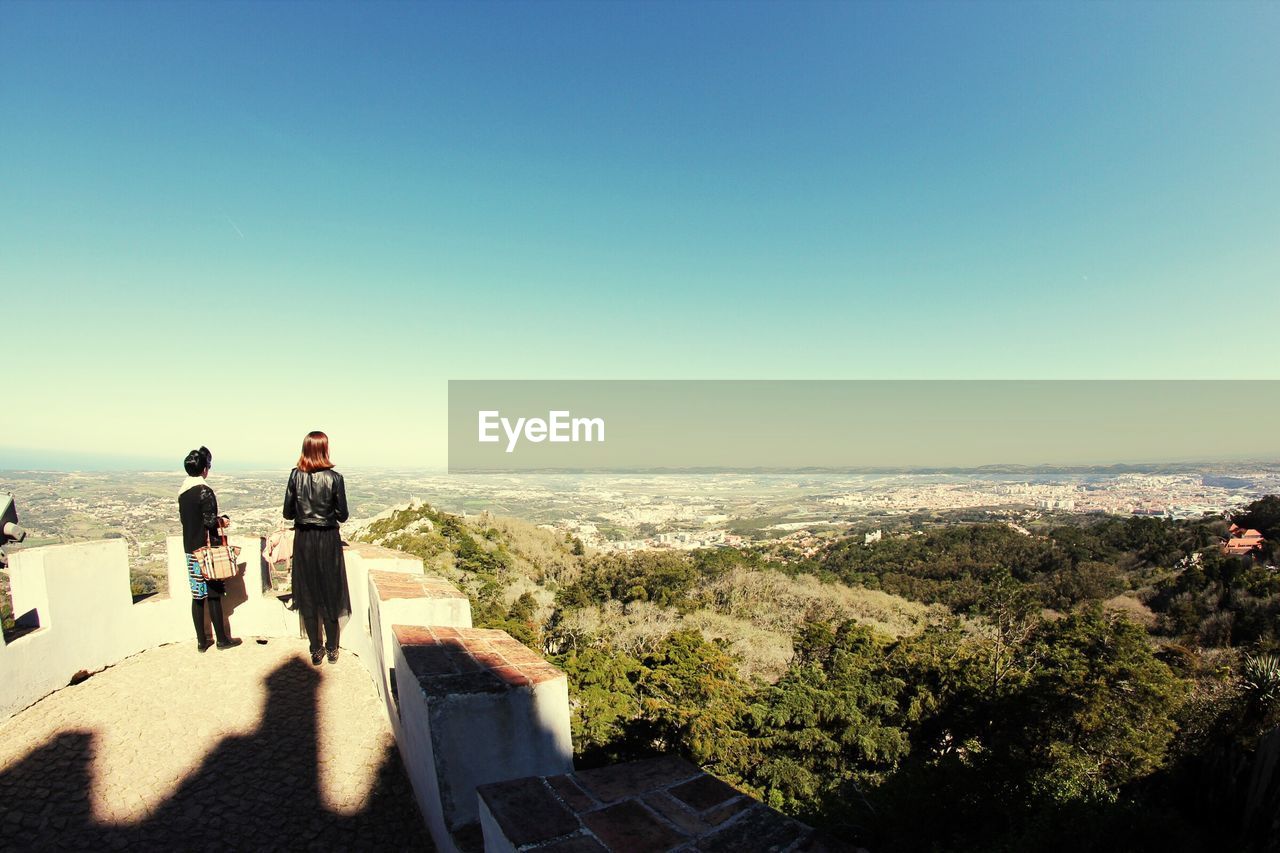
[428,677,574,831]
[0,536,458,724]
[394,636,455,853]
[2,535,343,721]
[2,540,184,720]
[390,627,573,850]
[2,535,586,853]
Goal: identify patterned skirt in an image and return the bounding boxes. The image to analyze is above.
[186,553,226,601]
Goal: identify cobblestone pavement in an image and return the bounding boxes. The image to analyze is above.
[0,640,432,851]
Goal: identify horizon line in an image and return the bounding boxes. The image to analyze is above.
[2,461,1278,477]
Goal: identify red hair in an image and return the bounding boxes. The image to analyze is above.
[297,431,334,472]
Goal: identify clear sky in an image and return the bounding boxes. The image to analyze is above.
[2,1,1277,469]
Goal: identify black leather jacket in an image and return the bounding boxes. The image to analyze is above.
[284,468,349,528]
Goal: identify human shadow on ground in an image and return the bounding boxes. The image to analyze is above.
[0,658,432,852]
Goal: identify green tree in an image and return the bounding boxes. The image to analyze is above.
[558,552,699,610]
[974,569,1042,696]
[1241,653,1280,732]
[1040,560,1124,609]
[558,646,644,764]
[745,621,909,824]
[559,630,752,772]
[1015,608,1186,804]
[631,629,751,772]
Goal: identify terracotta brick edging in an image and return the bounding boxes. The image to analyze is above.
[393,626,563,695]
[477,755,855,852]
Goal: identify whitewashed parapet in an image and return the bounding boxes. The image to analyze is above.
[391,625,573,853]
[346,541,426,575]
[340,541,433,690]
[367,570,472,720]
[2,541,145,720]
[2,535,266,722]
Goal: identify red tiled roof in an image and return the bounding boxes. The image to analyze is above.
[1223,529,1265,556]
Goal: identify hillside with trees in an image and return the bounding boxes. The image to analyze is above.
[356,497,1280,852]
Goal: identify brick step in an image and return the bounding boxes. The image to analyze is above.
[477,755,856,853]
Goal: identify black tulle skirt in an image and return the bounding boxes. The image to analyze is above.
[291,526,351,622]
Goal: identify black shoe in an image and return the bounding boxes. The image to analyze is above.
[197,640,214,653]
[326,648,339,664]
[311,649,325,665]
[216,638,243,650]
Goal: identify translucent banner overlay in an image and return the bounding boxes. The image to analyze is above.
[448,380,1280,473]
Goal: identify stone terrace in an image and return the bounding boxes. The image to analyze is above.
[0,640,430,850]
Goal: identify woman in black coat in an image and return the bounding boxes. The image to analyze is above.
[283,431,351,664]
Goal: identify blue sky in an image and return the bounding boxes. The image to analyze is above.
[2,1,1277,468]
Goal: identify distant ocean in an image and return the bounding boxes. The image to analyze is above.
[0,448,267,472]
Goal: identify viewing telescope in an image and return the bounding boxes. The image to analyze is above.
[1,492,26,569]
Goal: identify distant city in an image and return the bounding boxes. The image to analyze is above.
[2,462,1277,580]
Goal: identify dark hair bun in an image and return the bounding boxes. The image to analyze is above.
[184,446,213,476]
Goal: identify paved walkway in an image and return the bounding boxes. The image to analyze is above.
[0,640,432,851]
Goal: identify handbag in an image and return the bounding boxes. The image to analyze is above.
[196,530,241,581]
[264,521,295,565]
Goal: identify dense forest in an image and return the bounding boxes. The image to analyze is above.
[358,497,1280,852]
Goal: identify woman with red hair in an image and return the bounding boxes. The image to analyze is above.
[283,431,351,664]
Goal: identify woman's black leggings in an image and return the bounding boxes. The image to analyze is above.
[192,596,229,645]
[301,612,340,653]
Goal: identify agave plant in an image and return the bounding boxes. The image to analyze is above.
[1243,654,1280,705]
